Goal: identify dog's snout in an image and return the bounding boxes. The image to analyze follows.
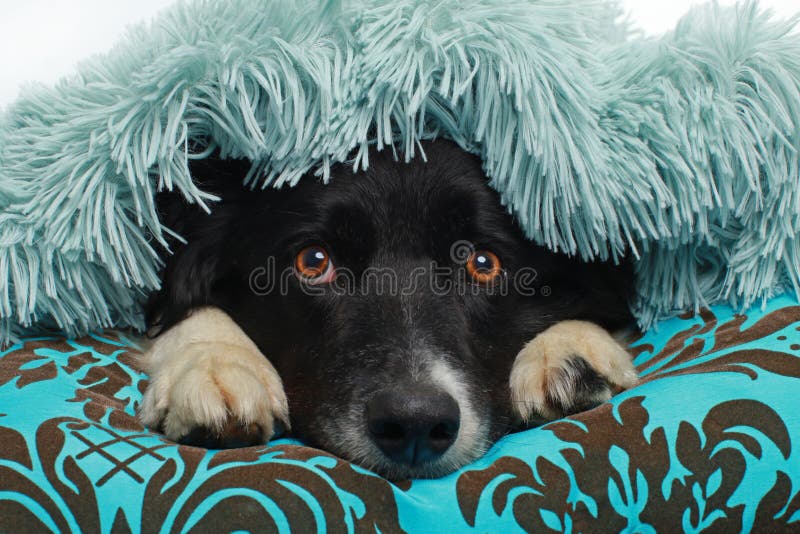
[366,386,460,466]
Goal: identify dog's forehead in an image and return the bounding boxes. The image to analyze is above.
[319,144,501,231]
[266,141,518,259]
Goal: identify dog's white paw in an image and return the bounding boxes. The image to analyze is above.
[138,308,288,448]
[509,320,637,423]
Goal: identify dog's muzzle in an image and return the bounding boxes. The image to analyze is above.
[365,385,460,466]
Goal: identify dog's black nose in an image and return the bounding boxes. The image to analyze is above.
[366,386,460,466]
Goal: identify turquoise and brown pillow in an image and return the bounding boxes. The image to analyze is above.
[1,295,798,532]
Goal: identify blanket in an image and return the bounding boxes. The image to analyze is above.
[2,0,800,343]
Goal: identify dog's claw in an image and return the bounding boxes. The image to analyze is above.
[509,320,637,423]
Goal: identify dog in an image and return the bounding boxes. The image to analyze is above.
[139,140,637,480]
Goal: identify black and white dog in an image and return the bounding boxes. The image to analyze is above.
[139,140,637,480]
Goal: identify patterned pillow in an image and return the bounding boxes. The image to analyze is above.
[1,295,798,532]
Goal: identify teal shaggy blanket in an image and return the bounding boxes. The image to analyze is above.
[2,0,800,343]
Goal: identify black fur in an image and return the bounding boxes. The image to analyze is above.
[147,140,633,474]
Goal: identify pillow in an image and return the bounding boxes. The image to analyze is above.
[1,295,798,531]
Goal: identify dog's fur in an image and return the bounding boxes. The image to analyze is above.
[140,140,637,479]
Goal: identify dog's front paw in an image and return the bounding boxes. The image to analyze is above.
[509,320,637,423]
[139,342,289,448]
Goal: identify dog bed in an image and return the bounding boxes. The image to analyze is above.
[3,0,800,531]
[1,295,798,531]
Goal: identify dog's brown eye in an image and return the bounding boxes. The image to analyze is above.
[295,246,334,282]
[466,250,502,284]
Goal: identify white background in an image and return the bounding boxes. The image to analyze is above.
[1,0,798,107]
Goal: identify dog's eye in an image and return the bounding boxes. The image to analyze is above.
[295,245,335,283]
[466,250,502,284]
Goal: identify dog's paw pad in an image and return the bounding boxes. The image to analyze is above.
[179,421,266,449]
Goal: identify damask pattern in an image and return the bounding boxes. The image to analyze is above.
[1,297,799,532]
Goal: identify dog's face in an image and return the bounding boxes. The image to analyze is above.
[151,140,631,479]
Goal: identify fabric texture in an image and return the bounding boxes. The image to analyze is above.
[2,0,800,344]
[0,295,798,532]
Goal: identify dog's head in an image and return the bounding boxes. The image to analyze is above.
[150,140,631,479]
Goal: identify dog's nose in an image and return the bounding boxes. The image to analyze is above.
[366,386,460,466]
